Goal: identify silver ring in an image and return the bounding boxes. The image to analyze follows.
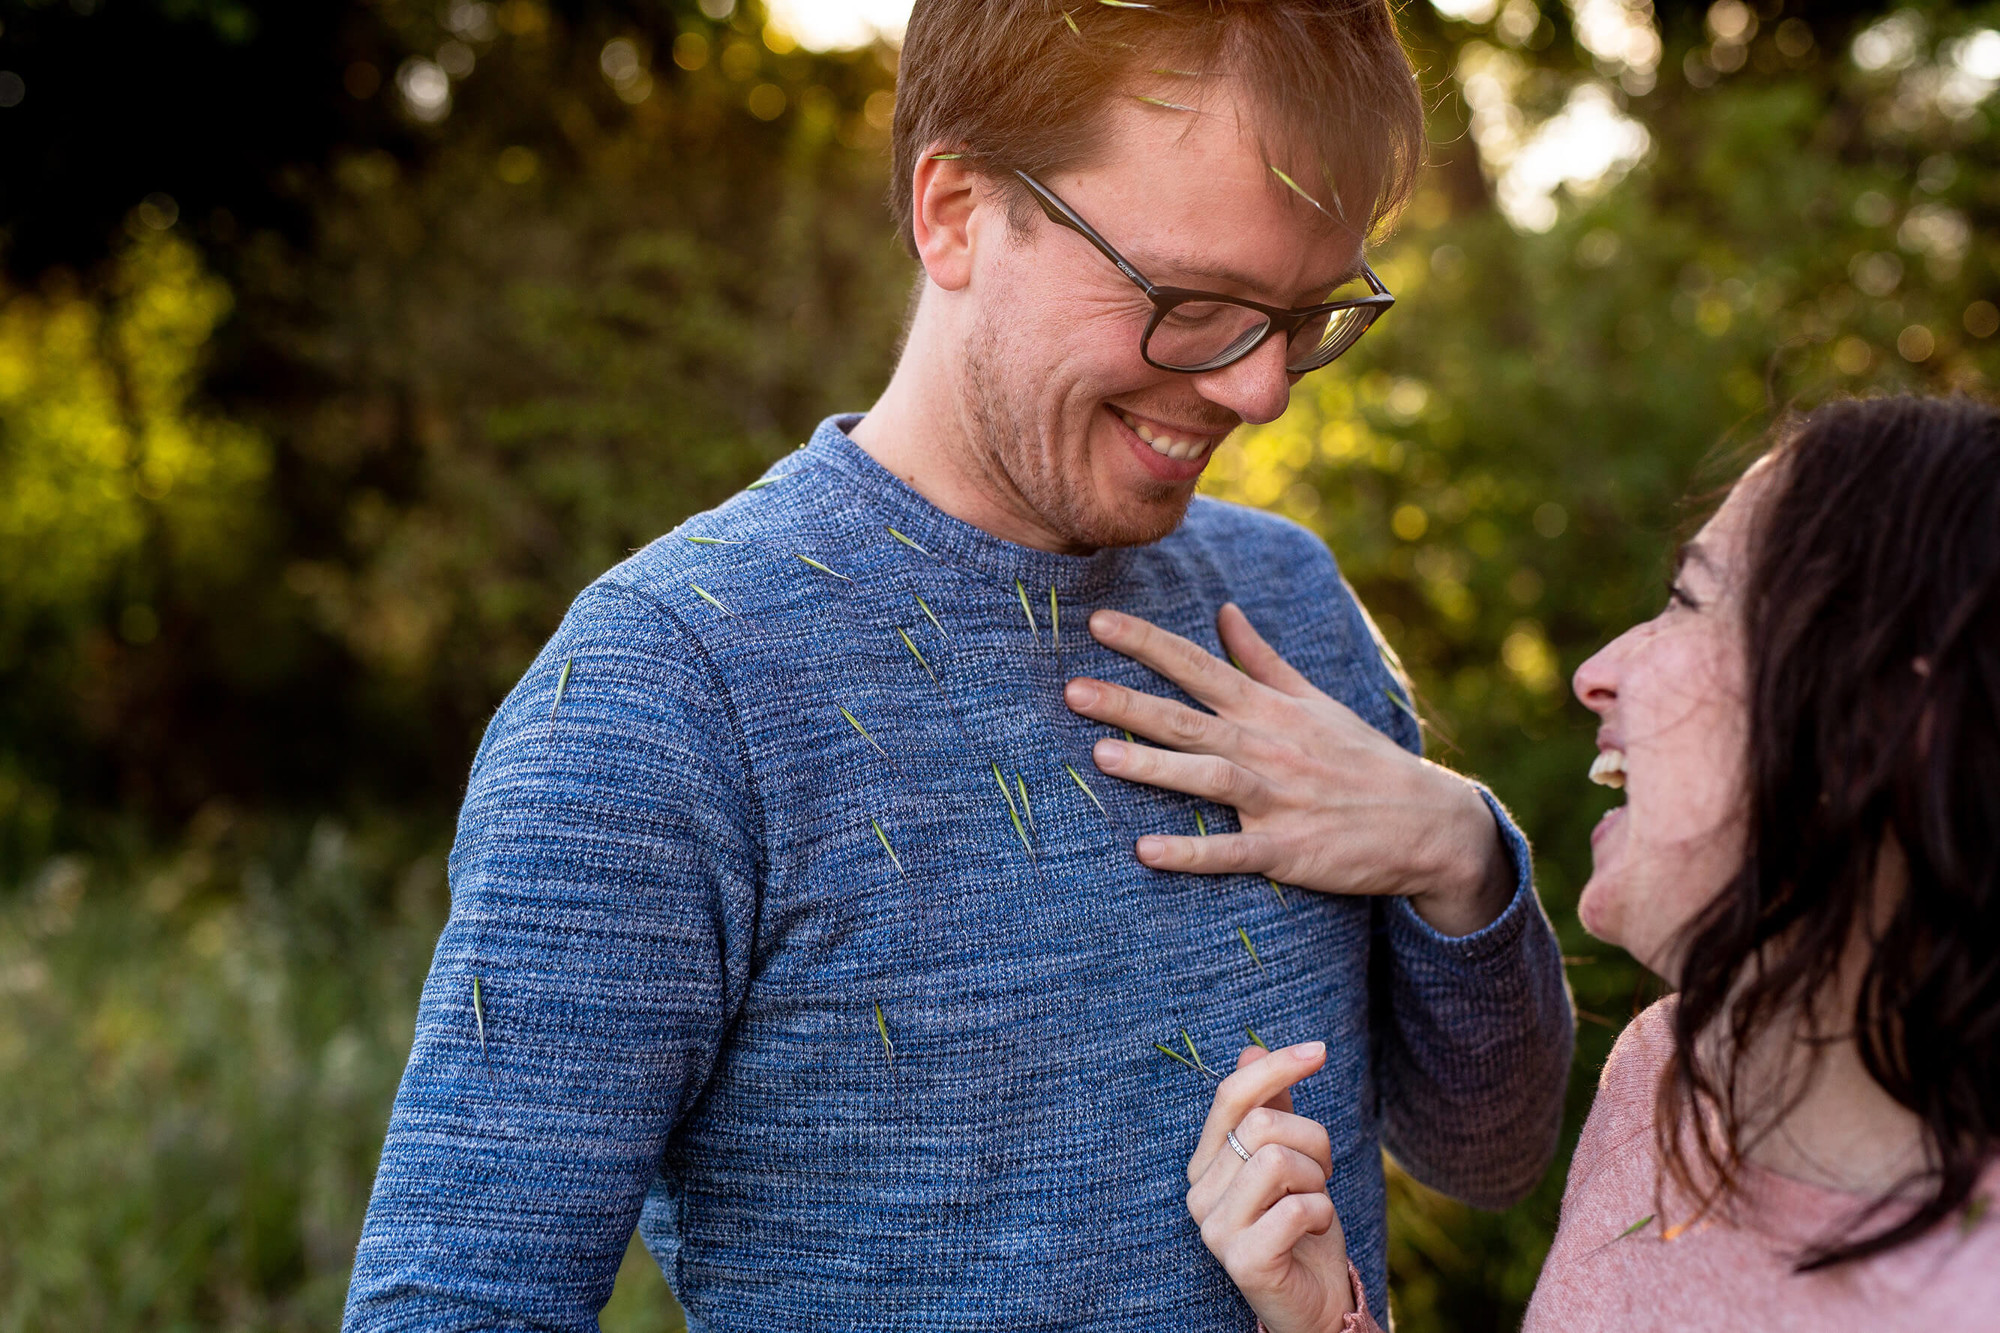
[1226,1129,1252,1163]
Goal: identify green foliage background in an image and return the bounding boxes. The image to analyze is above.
[3,0,1998,1328]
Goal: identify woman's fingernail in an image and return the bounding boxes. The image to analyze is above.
[1094,738,1126,767]
[1136,835,1166,862]
[1288,1041,1326,1061]
[1090,609,1121,637]
[1065,679,1098,708]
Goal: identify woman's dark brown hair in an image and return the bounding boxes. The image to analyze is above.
[1661,394,2000,1269]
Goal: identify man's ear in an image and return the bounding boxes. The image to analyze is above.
[909,146,981,292]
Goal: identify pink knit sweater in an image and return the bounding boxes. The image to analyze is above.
[1525,999,2000,1333]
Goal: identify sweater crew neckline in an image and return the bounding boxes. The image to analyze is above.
[799,414,1140,602]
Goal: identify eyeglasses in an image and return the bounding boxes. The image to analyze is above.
[1014,170,1394,376]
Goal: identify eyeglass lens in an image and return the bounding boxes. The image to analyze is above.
[1145,301,1378,373]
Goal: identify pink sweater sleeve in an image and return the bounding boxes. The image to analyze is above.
[1253,1262,1383,1333]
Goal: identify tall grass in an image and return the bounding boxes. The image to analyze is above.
[0,814,685,1333]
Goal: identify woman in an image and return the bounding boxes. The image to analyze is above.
[1079,395,2000,1330]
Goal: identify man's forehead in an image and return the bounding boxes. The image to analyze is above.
[1077,83,1367,294]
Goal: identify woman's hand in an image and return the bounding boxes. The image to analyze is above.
[1187,1041,1357,1333]
[1063,603,1514,937]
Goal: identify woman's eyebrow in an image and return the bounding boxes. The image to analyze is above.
[1675,541,1720,576]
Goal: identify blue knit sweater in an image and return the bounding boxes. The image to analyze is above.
[344,416,1573,1333]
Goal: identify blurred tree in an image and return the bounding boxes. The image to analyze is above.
[0,0,907,858]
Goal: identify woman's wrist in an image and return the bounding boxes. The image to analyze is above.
[1251,1260,1378,1333]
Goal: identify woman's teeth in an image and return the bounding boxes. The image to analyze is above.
[1118,409,1213,462]
[1588,749,1627,789]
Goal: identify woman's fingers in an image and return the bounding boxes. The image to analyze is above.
[1190,1041,1326,1184]
[1185,1104,1336,1221]
[1084,609,1259,713]
[1198,1144,1332,1245]
[1216,1189,1340,1286]
[1217,603,1320,700]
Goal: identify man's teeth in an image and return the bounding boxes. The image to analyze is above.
[1118,409,1213,462]
[1588,750,1627,790]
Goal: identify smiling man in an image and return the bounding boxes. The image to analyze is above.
[344,4,1572,1331]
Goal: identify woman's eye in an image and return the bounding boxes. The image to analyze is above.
[1665,581,1700,612]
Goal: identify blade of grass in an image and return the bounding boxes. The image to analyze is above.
[1154,1041,1207,1076]
[745,473,790,490]
[1615,1214,1654,1241]
[1015,579,1039,641]
[927,153,964,161]
[471,977,490,1064]
[837,705,892,761]
[897,627,937,682]
[681,534,743,546]
[689,582,734,616]
[993,762,1033,856]
[887,526,934,556]
[1049,587,1060,652]
[1064,763,1109,818]
[913,592,948,638]
[1384,687,1420,726]
[1237,925,1266,975]
[1132,94,1197,112]
[1181,1028,1215,1078]
[1962,1194,1990,1235]
[550,657,573,719]
[1099,0,1154,7]
[1061,9,1080,35]
[1265,877,1289,909]
[794,553,853,583]
[870,818,907,877]
[1123,728,1136,744]
[1194,809,1208,837]
[874,1002,895,1065]
[1269,165,1333,221]
[1015,773,1034,832]
[1245,1025,1268,1050]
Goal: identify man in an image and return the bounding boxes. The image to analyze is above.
[344,2,1572,1329]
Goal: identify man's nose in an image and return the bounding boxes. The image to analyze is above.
[1187,334,1294,427]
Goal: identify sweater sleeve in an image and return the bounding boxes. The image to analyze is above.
[342,581,762,1333]
[1370,786,1575,1210]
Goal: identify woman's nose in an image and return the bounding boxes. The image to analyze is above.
[1572,637,1622,715]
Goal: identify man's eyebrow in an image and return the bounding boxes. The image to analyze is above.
[1143,251,1365,304]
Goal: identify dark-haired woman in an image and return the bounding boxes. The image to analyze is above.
[1082,395,2000,1332]
[1523,394,2000,1330]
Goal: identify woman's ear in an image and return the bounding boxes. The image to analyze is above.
[908,147,981,292]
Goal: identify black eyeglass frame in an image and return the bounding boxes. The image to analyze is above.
[1013,169,1395,375]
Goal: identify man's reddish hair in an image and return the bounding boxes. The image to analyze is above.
[890,0,1426,255]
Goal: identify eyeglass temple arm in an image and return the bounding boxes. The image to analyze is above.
[1013,171,1159,298]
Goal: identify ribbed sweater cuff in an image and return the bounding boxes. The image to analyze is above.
[1384,780,1536,964]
